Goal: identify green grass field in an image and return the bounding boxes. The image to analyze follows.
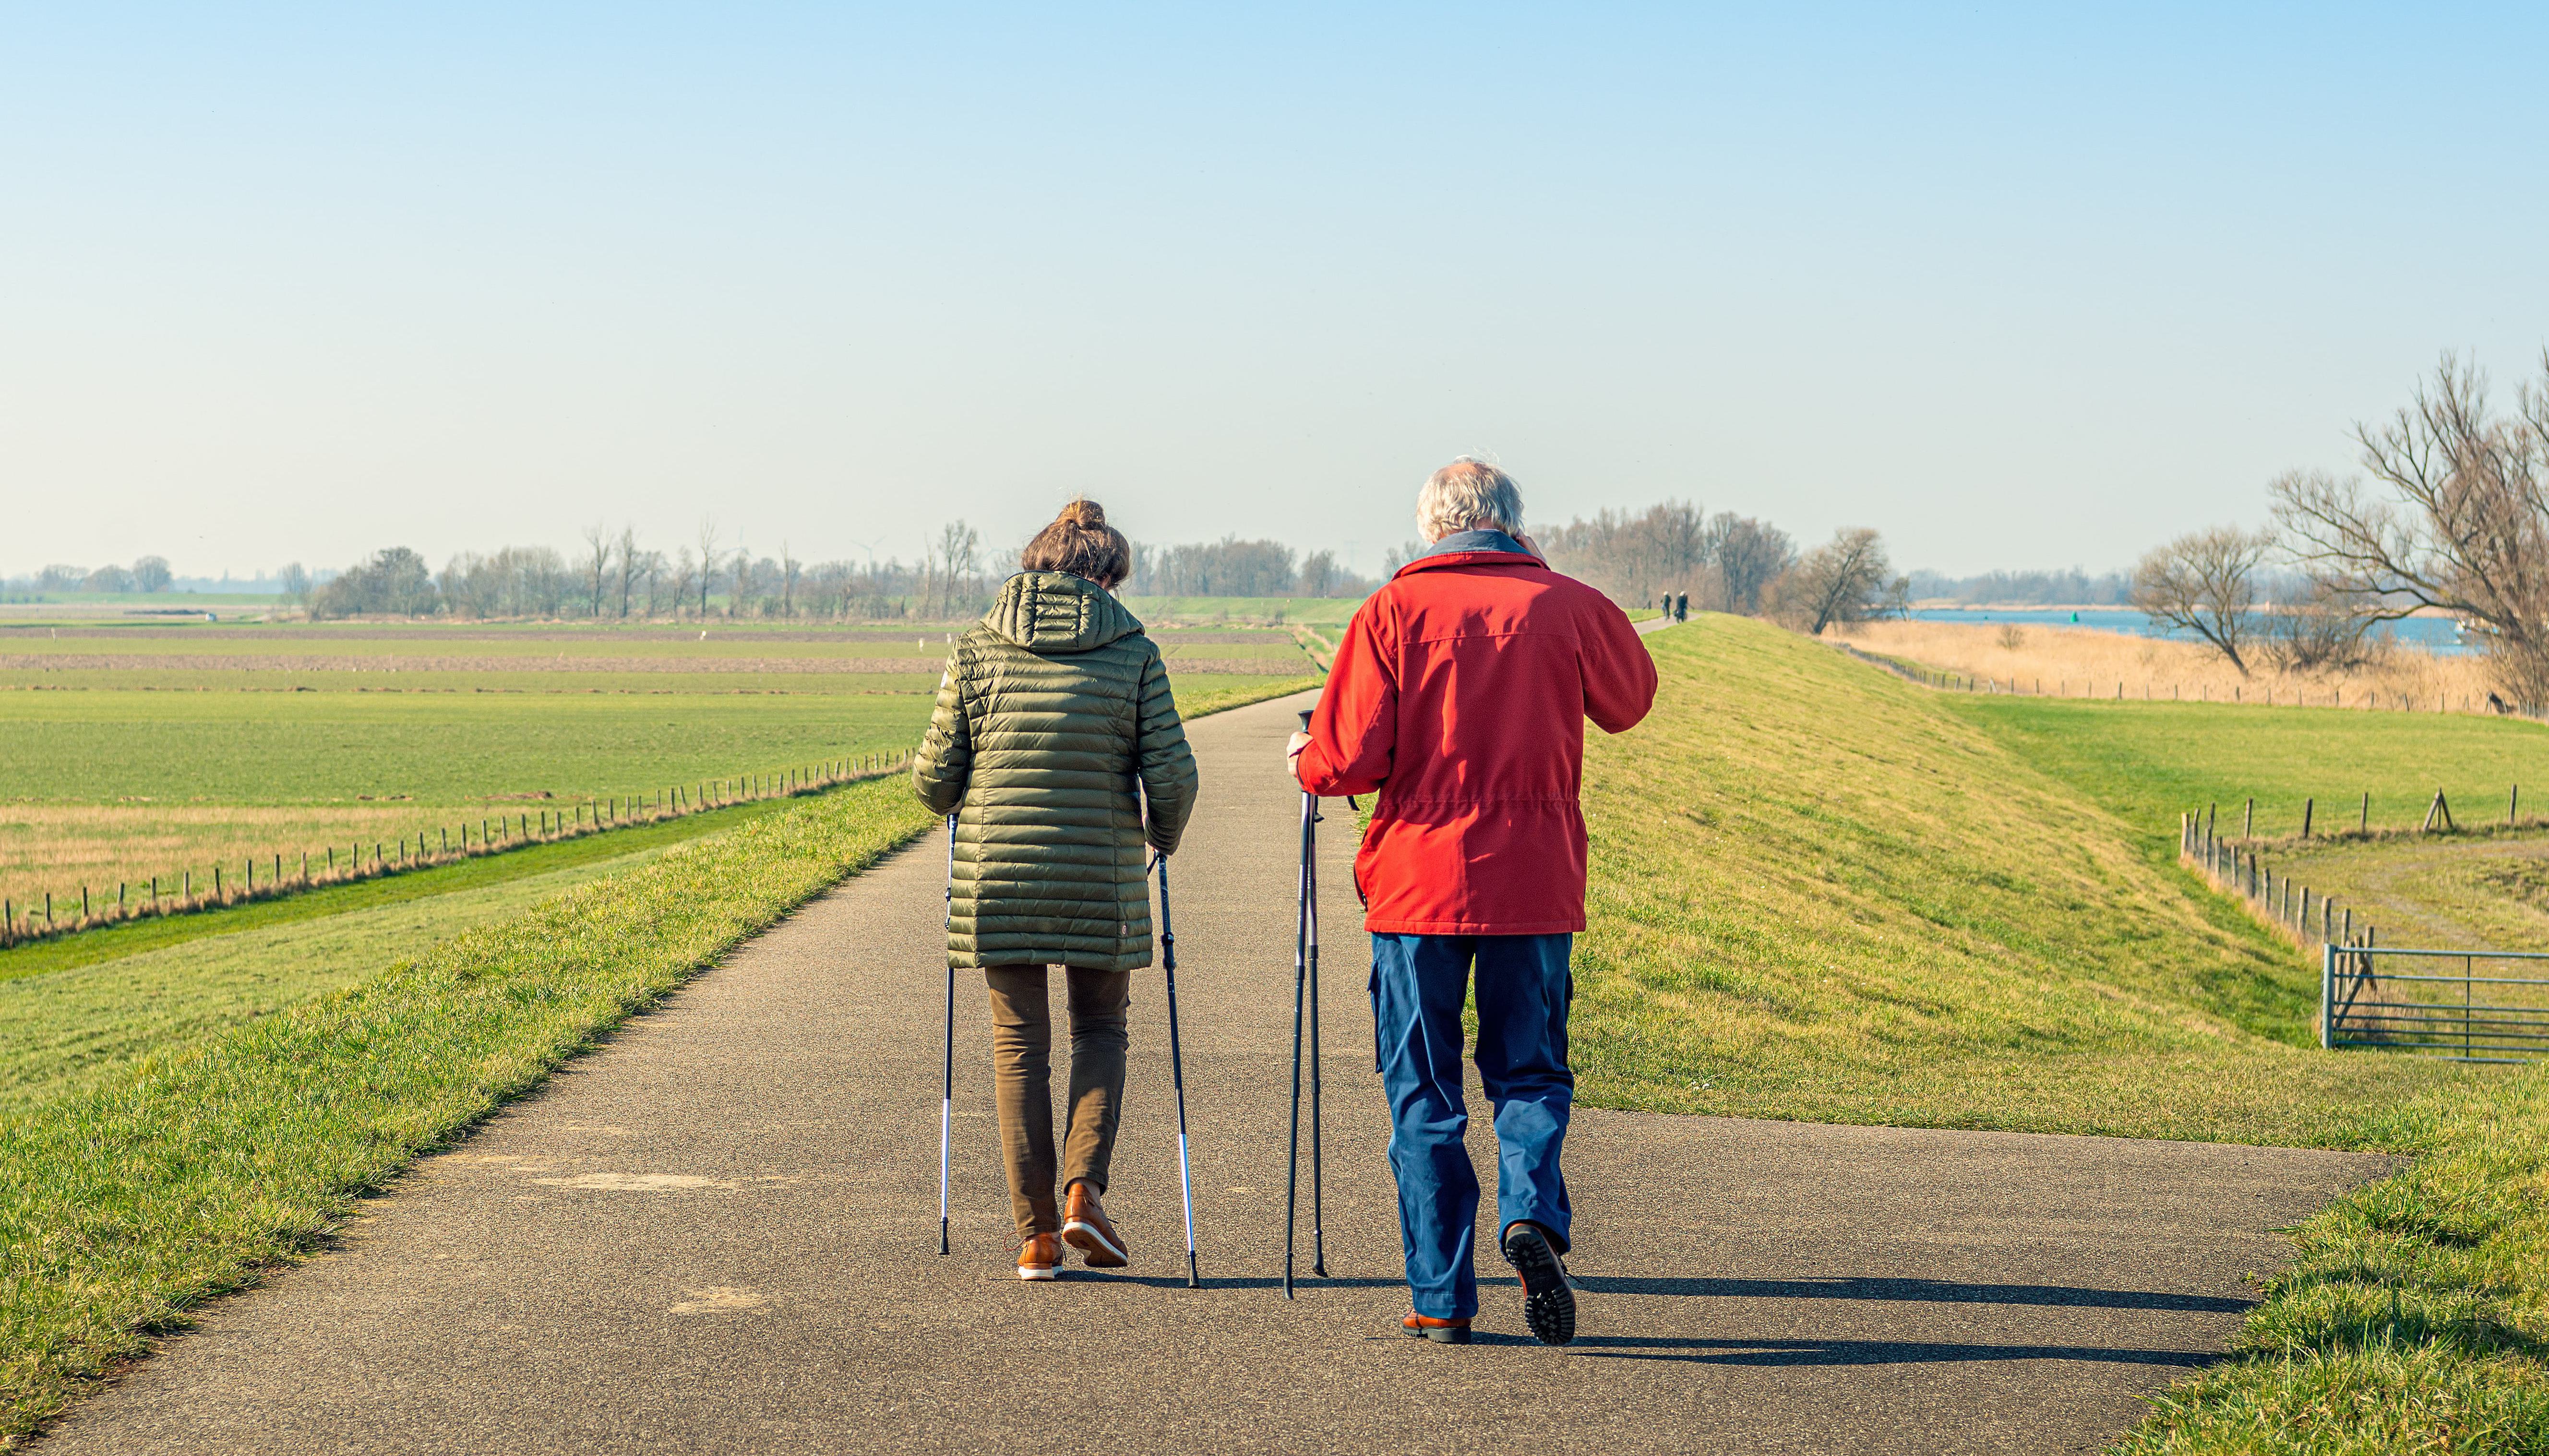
[1943,696,2549,853]
[1117,594,1365,625]
[0,692,933,803]
[0,614,1316,915]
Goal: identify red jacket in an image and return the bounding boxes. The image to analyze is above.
[1294,548,1657,935]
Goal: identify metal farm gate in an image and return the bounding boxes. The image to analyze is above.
[2322,945,2549,1063]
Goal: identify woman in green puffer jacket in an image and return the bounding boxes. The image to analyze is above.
[912,499,1199,1281]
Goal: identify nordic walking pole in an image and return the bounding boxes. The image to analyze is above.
[1285,711,1316,1300]
[940,811,956,1256]
[1305,738,1328,1280]
[1156,851,1200,1289]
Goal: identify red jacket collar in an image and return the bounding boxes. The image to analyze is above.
[1392,550,1549,580]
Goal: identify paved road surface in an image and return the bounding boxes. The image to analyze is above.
[48,688,2387,1455]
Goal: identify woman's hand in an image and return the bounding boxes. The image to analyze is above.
[1285,730,1311,776]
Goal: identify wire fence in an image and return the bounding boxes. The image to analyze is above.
[2177,793,2549,1062]
[0,746,918,951]
[2179,807,2380,959]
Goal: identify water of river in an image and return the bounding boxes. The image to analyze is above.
[1904,607,2473,655]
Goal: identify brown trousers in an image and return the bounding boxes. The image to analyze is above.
[984,965,1132,1240]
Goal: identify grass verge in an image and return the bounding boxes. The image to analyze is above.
[0,777,935,1443]
[2118,1067,2549,1455]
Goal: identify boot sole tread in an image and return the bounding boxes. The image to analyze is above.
[1502,1228,1577,1346]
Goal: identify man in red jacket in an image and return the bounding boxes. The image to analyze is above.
[1289,458,1656,1346]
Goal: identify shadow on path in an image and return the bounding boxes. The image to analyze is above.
[1567,1334,2217,1367]
[1571,1274,2252,1313]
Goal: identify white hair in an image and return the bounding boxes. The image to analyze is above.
[1415,457,1524,543]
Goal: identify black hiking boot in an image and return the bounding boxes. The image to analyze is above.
[1500,1221,1576,1346]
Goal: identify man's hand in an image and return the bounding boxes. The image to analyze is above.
[1286,730,1311,777]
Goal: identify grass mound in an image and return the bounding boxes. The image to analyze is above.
[1571,616,2480,1145]
[1604,619,2549,1451]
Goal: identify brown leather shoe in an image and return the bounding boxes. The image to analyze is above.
[1402,1313,1473,1345]
[1017,1233,1062,1282]
[1062,1182,1129,1268]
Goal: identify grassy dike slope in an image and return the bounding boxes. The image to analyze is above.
[1583,619,2549,1452]
[1570,616,2485,1145]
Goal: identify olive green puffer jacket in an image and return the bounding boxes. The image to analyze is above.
[912,572,1200,972]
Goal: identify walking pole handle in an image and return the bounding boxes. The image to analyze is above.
[1151,851,1176,973]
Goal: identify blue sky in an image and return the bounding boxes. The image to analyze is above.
[4,3,2544,579]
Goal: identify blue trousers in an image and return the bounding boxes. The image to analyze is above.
[1369,932,1574,1321]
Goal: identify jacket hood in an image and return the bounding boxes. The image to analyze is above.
[980,571,1145,653]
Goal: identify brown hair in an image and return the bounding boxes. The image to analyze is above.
[1020,498,1133,588]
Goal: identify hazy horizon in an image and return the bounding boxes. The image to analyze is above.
[8,4,2545,582]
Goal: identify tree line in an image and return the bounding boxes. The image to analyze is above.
[1526,503,1907,634]
[1904,568,2133,606]
[2131,352,2549,703]
[19,505,1909,635]
[296,520,1386,621]
[5,557,174,595]
[306,521,1002,622]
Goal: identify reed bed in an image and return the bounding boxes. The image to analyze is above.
[1834,619,2505,713]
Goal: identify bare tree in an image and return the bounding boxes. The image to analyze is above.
[578,523,612,618]
[2130,525,2273,675]
[780,542,801,618]
[669,547,698,619]
[694,519,721,618]
[929,520,982,617]
[1771,527,1901,635]
[2258,575,2374,673]
[1538,501,1707,606]
[2271,353,2549,704]
[1709,514,1796,615]
[613,527,640,617]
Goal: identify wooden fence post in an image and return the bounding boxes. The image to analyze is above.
[2360,792,2369,832]
[2302,798,2314,837]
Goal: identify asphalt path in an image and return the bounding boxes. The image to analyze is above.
[48,685,2389,1455]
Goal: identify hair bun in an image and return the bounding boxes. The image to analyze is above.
[1059,499,1105,529]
